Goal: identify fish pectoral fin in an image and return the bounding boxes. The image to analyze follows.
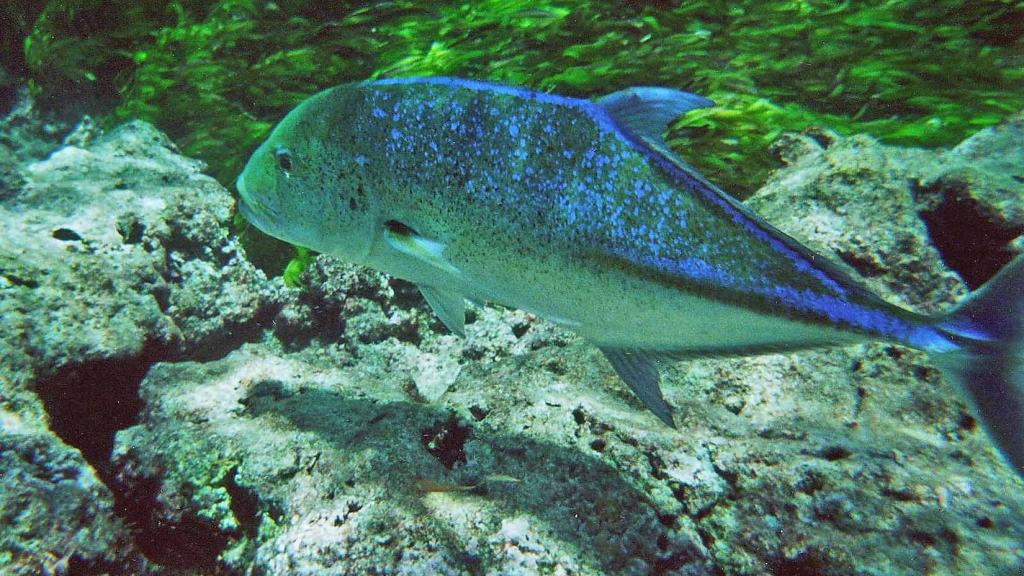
[598,347,676,428]
[384,220,461,276]
[596,86,714,145]
[418,284,466,337]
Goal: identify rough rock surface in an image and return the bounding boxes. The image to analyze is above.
[112,118,1024,574]
[0,430,141,575]
[915,112,1024,289]
[752,129,962,313]
[0,94,283,573]
[3,105,1024,575]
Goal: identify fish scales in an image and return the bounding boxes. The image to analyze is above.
[317,79,939,350]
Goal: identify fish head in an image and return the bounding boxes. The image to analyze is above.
[236,86,379,263]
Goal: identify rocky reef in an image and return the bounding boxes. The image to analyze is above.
[1,97,1023,574]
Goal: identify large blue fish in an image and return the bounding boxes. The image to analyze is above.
[237,77,1024,477]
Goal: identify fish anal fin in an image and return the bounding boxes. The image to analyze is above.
[419,285,466,337]
[599,347,676,428]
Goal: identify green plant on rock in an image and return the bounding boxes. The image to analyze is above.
[282,246,314,288]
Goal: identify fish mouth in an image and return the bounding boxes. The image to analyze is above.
[235,173,249,198]
[235,174,278,225]
[236,196,260,225]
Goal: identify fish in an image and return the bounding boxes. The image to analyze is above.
[415,474,521,493]
[236,77,1024,478]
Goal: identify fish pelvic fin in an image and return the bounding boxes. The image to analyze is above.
[599,347,676,428]
[933,253,1024,479]
[418,284,466,337]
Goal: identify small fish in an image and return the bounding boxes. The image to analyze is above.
[237,77,1024,478]
[415,474,520,493]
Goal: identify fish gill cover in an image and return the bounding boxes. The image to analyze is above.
[4,0,1022,276]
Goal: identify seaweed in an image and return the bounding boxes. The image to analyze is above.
[8,0,1024,277]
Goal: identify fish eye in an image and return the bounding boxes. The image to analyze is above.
[274,147,293,173]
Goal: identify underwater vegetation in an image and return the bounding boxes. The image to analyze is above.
[6,0,1023,275]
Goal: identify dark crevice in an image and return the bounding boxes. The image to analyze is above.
[768,550,828,576]
[34,340,241,571]
[645,450,667,480]
[469,405,489,421]
[3,272,39,288]
[116,218,145,244]
[421,415,471,469]
[818,445,852,461]
[651,545,709,575]
[188,315,280,362]
[225,466,261,539]
[110,463,230,570]
[836,249,885,277]
[387,277,425,309]
[51,227,83,241]
[802,127,838,150]
[34,345,158,476]
[572,407,587,426]
[915,179,1023,289]
[694,525,715,552]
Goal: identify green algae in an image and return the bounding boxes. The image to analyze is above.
[6,0,1023,276]
[282,246,314,288]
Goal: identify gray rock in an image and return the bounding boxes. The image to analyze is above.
[0,120,284,573]
[0,430,148,575]
[914,111,1024,289]
[752,132,965,313]
[113,341,706,575]
[6,114,1024,575]
[113,119,1024,574]
[3,119,284,370]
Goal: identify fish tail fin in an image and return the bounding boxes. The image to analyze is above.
[933,254,1024,477]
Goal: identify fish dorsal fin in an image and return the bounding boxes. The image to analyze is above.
[418,285,466,337]
[599,347,676,428]
[596,86,714,146]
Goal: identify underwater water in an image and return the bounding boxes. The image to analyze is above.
[2,1,1024,574]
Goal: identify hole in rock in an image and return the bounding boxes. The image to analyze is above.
[916,179,1023,289]
[421,416,471,469]
[768,551,827,576]
[819,445,852,461]
[33,346,236,570]
[111,468,229,571]
[52,228,83,241]
[35,353,153,472]
[116,219,145,244]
